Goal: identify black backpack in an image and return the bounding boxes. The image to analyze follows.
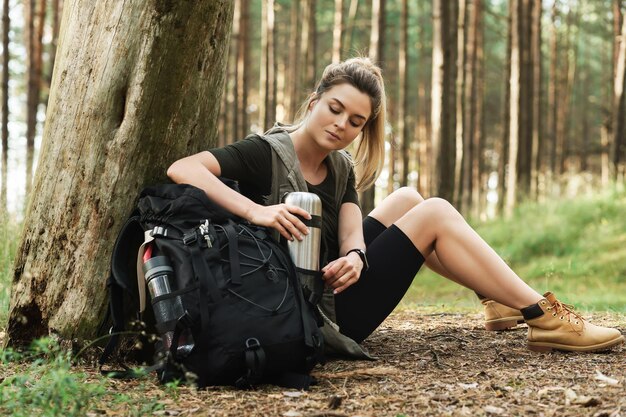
[99,181,324,389]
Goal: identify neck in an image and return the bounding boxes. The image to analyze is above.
[289,126,329,173]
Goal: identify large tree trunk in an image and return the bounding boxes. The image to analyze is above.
[7,0,234,347]
[430,0,457,201]
[1,0,8,214]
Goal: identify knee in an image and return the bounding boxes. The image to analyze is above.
[420,197,462,221]
[391,187,424,206]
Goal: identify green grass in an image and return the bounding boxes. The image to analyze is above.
[402,186,626,312]
[0,217,20,326]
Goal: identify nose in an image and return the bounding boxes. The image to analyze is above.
[334,115,348,130]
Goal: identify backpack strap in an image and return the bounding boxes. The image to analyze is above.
[224,221,242,285]
[99,214,143,371]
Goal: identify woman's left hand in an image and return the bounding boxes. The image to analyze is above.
[321,252,363,294]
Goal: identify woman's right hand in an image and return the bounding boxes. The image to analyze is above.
[246,203,311,241]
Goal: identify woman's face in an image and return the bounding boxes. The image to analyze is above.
[305,83,373,151]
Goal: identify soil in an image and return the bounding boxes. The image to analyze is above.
[90,310,626,417]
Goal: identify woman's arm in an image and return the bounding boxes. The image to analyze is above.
[321,202,365,294]
[167,152,310,241]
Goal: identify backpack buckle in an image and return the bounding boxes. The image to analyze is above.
[182,232,197,245]
[150,226,168,237]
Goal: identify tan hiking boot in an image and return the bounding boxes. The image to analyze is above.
[482,299,524,331]
[526,292,625,352]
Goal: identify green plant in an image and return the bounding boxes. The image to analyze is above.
[0,337,106,417]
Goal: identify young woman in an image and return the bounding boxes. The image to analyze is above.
[168,57,624,355]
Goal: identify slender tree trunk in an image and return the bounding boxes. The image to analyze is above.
[498,1,513,216]
[1,0,8,214]
[613,3,626,179]
[25,0,36,203]
[463,0,478,215]
[431,0,457,201]
[332,0,344,64]
[345,0,359,52]
[471,0,484,219]
[306,0,317,90]
[505,0,521,216]
[46,0,62,91]
[417,82,429,195]
[555,10,576,180]
[286,1,300,122]
[530,0,542,200]
[7,0,234,346]
[399,0,410,187]
[361,0,385,215]
[230,0,241,141]
[260,0,276,131]
[547,1,559,193]
[453,0,466,209]
[236,0,250,138]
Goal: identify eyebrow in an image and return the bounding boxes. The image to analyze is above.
[330,98,368,120]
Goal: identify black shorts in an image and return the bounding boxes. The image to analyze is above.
[334,216,425,343]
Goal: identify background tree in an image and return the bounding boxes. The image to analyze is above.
[1,0,8,215]
[6,0,234,346]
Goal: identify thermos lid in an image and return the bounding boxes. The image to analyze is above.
[143,256,174,278]
[283,192,322,217]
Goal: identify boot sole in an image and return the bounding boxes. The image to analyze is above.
[485,317,525,331]
[527,335,625,353]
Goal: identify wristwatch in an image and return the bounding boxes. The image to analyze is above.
[346,248,369,272]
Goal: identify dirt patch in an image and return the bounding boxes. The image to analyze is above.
[5,311,625,416]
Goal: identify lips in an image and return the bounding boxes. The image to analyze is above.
[326,130,341,141]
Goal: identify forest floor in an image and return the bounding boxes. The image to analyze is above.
[20,309,622,417]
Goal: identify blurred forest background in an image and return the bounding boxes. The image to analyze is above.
[0,0,625,220]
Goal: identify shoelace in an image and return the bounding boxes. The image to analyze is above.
[547,299,585,332]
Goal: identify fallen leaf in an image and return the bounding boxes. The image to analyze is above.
[484,405,505,415]
[283,391,304,398]
[283,411,302,417]
[595,370,620,386]
[458,382,478,389]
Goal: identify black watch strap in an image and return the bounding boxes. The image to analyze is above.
[346,248,369,272]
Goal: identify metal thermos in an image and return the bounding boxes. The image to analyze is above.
[283,192,322,273]
[143,255,194,356]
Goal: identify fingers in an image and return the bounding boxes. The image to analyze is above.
[270,204,310,241]
[322,258,361,294]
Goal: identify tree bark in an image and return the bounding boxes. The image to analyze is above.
[345,0,359,52]
[547,0,558,192]
[498,1,512,216]
[530,0,542,200]
[361,0,385,215]
[285,1,301,122]
[505,0,521,216]
[399,0,410,187]
[7,0,234,346]
[1,0,8,214]
[332,0,344,64]
[613,2,626,179]
[453,0,466,209]
[472,0,484,219]
[236,0,250,138]
[260,0,277,131]
[463,0,478,215]
[430,0,457,201]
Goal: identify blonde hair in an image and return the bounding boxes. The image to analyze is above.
[290,57,387,191]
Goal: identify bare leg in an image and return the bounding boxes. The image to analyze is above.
[368,188,542,309]
[368,188,472,288]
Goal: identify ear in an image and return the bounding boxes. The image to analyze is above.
[308,93,319,111]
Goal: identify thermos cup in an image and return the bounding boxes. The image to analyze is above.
[283,192,322,274]
[143,254,194,356]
